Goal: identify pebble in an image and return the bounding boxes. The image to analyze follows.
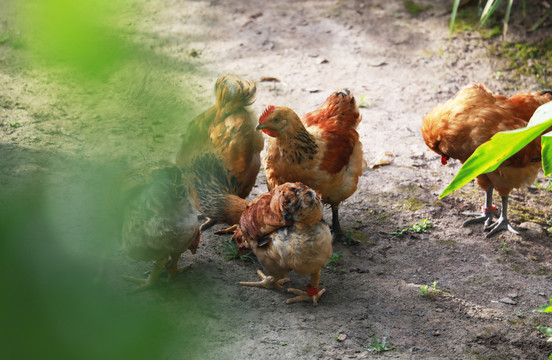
[499,297,517,305]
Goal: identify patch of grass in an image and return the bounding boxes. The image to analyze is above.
[365,334,395,354]
[403,0,422,15]
[419,281,442,298]
[494,38,552,88]
[326,253,344,274]
[221,238,255,262]
[9,121,23,128]
[340,231,359,246]
[358,94,370,108]
[411,218,433,233]
[327,253,343,265]
[392,218,434,237]
[400,197,427,211]
[495,236,512,254]
[533,298,552,359]
[534,178,552,191]
[350,229,373,244]
[450,0,550,37]
[509,203,550,226]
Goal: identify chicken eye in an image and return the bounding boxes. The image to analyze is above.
[273,118,279,123]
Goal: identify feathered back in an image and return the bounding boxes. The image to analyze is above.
[188,152,248,225]
[235,182,323,249]
[422,83,552,165]
[176,74,257,168]
[189,152,240,203]
[302,89,360,128]
[303,89,361,174]
[214,74,256,122]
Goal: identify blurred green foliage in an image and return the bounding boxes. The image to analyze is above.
[0,0,217,358]
[0,169,176,360]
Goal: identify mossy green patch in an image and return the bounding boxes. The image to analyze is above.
[509,203,550,226]
[399,197,428,211]
[493,38,552,88]
[351,229,374,244]
[403,0,422,15]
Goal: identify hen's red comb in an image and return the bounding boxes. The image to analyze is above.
[259,105,275,123]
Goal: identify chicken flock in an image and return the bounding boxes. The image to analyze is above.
[120,74,551,304]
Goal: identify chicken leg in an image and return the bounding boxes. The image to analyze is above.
[286,269,326,306]
[462,186,499,228]
[484,195,519,238]
[122,257,169,293]
[240,270,290,291]
[331,204,345,242]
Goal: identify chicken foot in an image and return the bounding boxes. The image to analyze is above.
[462,187,499,228]
[123,256,192,292]
[240,270,290,291]
[286,270,326,306]
[122,257,169,293]
[200,217,217,231]
[484,195,519,238]
[165,254,193,281]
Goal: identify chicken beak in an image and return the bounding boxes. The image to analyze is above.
[255,123,265,131]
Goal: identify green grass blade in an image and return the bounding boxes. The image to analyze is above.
[449,0,461,38]
[480,0,502,28]
[530,6,552,32]
[503,0,513,35]
[439,102,552,199]
[522,0,526,16]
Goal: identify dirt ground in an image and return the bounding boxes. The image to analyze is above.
[1,0,552,359]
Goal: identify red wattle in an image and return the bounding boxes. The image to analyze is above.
[262,129,278,137]
[441,155,449,165]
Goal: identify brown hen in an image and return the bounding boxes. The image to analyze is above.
[256,89,363,241]
[176,74,264,229]
[121,165,200,291]
[422,83,552,237]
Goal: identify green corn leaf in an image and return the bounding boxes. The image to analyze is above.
[439,102,552,199]
[543,133,552,176]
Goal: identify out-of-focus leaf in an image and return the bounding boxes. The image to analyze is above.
[533,299,552,313]
[537,327,552,338]
[543,133,552,176]
[440,102,552,199]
